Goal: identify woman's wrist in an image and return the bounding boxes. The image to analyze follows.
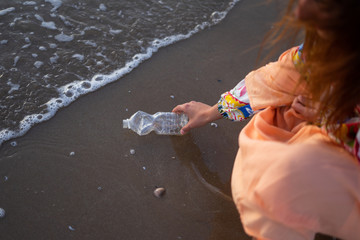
[204,104,222,123]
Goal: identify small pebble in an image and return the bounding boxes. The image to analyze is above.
[170,95,175,99]
[210,122,218,128]
[153,187,166,198]
[142,166,146,170]
[0,208,5,218]
[68,226,75,231]
[130,149,135,155]
[4,176,8,182]
[97,186,102,191]
[10,141,17,147]
[69,151,75,156]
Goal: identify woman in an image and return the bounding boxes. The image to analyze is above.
[173,0,360,239]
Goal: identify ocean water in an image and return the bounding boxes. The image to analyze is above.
[0,0,240,145]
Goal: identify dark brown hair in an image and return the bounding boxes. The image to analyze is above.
[267,0,360,129]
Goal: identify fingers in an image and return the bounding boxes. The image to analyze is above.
[292,95,313,115]
[292,99,307,114]
[172,105,183,113]
[296,95,316,108]
[172,101,194,113]
[172,103,188,114]
[180,123,191,135]
[291,95,319,121]
[173,101,213,134]
[173,103,191,134]
[297,95,306,105]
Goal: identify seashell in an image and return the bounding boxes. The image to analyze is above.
[153,187,166,198]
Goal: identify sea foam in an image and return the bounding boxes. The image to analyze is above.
[41,21,57,30]
[23,1,37,6]
[0,7,15,16]
[54,33,74,42]
[0,0,241,146]
[45,0,62,12]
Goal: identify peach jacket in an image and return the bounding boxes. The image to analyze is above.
[232,47,360,240]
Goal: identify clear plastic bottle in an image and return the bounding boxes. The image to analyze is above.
[123,111,188,136]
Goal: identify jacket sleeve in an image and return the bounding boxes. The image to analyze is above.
[245,46,307,111]
[217,79,255,121]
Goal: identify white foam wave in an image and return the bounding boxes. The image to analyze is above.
[34,14,44,21]
[13,56,20,67]
[34,61,44,68]
[99,4,107,11]
[45,0,62,12]
[49,43,57,48]
[7,81,20,94]
[50,54,59,64]
[72,54,84,61]
[0,0,241,146]
[41,21,57,30]
[54,33,74,42]
[0,7,15,16]
[23,1,37,6]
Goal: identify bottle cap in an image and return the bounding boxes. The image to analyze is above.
[123,119,129,128]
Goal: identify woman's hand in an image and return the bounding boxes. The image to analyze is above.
[172,101,222,135]
[291,95,320,122]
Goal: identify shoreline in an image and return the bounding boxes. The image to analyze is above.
[0,0,241,148]
[0,1,282,239]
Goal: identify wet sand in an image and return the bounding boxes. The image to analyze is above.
[0,1,331,239]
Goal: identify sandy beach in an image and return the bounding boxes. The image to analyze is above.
[0,1,334,239]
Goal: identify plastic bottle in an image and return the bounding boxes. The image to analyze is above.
[123,111,188,136]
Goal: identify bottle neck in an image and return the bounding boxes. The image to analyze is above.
[123,119,129,129]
